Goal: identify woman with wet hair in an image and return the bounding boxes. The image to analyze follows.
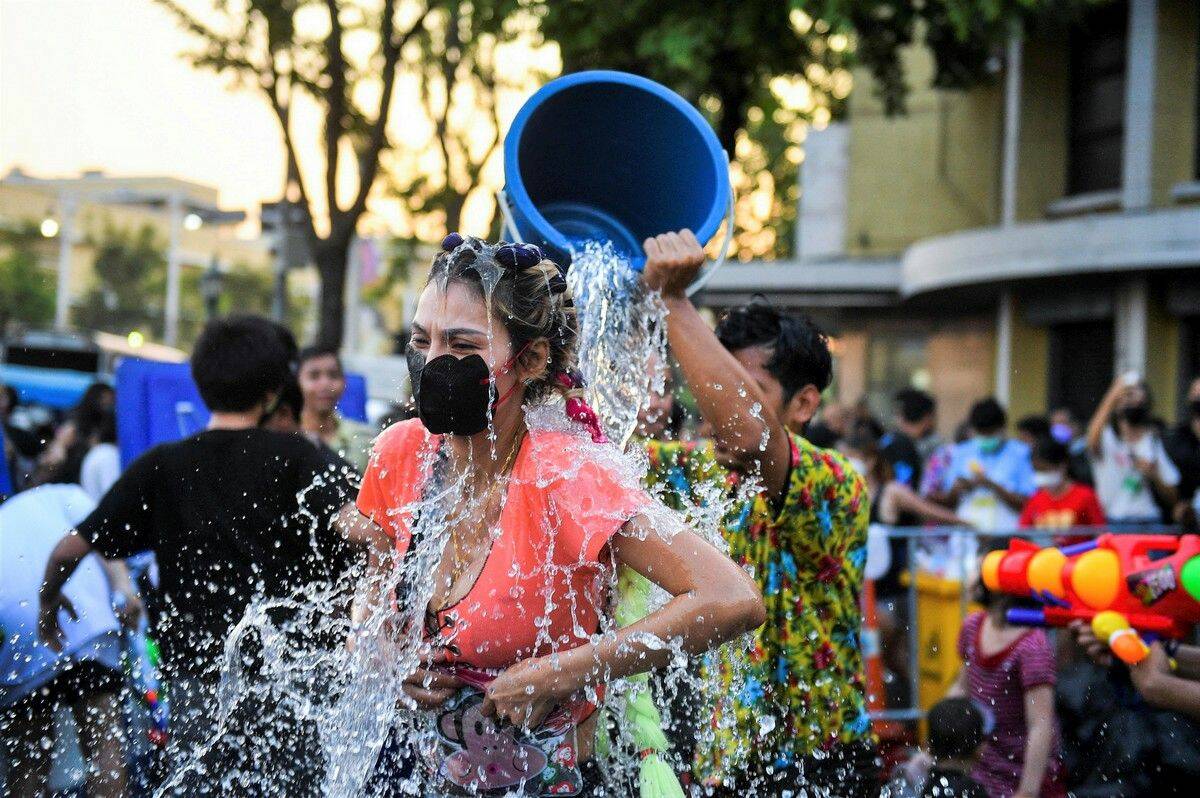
[355,235,764,796]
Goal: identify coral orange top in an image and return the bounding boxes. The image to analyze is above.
[357,418,651,671]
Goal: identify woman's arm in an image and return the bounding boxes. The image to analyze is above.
[982,476,1031,513]
[1086,379,1125,456]
[1015,684,1056,798]
[100,558,143,629]
[944,664,968,698]
[887,482,969,527]
[37,531,93,650]
[1130,643,1200,720]
[349,514,463,710]
[483,514,765,727]
[1134,444,1178,507]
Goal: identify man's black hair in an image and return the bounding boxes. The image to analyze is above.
[968,397,1007,434]
[1016,414,1051,440]
[298,344,343,372]
[927,697,984,760]
[192,315,292,413]
[714,301,832,401]
[1034,436,1069,467]
[271,321,300,369]
[275,374,305,422]
[895,388,935,424]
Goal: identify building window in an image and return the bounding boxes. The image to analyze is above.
[1067,3,1128,195]
[1047,320,1114,422]
[865,333,928,421]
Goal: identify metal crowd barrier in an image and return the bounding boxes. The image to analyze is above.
[866,524,1183,725]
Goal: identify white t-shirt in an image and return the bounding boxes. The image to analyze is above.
[1090,426,1181,522]
[0,484,121,706]
[80,442,121,501]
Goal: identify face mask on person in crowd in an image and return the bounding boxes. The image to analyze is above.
[1122,403,1150,426]
[1050,423,1074,445]
[846,457,868,478]
[408,344,528,437]
[976,435,1003,455]
[1033,470,1064,490]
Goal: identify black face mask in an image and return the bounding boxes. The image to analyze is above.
[1122,404,1150,426]
[408,351,494,436]
[1190,399,1200,419]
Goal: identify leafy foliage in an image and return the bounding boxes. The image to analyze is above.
[389,5,536,239]
[496,0,1095,258]
[75,224,168,339]
[156,0,433,347]
[0,249,55,331]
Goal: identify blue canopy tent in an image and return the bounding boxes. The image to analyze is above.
[0,425,13,499]
[0,364,102,410]
[116,359,369,467]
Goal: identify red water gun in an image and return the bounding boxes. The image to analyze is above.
[981,534,1200,664]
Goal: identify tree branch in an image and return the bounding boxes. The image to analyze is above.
[324,0,348,219]
[264,66,318,245]
[338,0,428,240]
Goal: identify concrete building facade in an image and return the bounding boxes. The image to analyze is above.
[699,0,1200,434]
[0,168,271,345]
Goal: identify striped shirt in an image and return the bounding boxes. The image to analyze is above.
[957,612,1065,798]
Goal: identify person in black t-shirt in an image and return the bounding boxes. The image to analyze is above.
[1165,377,1200,517]
[883,388,937,490]
[921,697,988,798]
[37,315,355,796]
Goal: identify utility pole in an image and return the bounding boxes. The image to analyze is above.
[53,192,78,331]
[164,193,184,347]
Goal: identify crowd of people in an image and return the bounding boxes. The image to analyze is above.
[0,227,1199,797]
[805,376,1200,539]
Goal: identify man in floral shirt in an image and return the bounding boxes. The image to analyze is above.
[641,231,876,795]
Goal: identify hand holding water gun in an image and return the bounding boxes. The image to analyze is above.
[125,623,169,746]
[981,534,1200,665]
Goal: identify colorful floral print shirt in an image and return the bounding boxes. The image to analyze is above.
[643,433,872,777]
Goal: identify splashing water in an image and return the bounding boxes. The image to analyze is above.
[167,237,768,797]
[567,240,668,448]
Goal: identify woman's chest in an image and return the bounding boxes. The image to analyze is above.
[423,538,610,670]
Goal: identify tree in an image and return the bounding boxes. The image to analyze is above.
[176,262,312,346]
[157,0,434,348]
[499,0,1092,258]
[0,250,55,331]
[75,224,168,338]
[388,4,553,241]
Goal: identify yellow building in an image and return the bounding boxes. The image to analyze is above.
[0,168,272,346]
[700,0,1200,434]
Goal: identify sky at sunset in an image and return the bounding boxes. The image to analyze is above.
[1,1,295,224]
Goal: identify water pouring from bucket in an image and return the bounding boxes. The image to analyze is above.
[500,70,733,293]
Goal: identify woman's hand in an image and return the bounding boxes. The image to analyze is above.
[482,655,580,729]
[1129,642,1171,703]
[1069,619,1113,668]
[401,667,463,710]
[38,592,77,652]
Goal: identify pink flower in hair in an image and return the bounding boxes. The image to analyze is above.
[556,373,608,444]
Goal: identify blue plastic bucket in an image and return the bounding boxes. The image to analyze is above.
[503,70,730,271]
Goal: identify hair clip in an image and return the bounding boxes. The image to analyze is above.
[441,232,465,252]
[494,242,543,270]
